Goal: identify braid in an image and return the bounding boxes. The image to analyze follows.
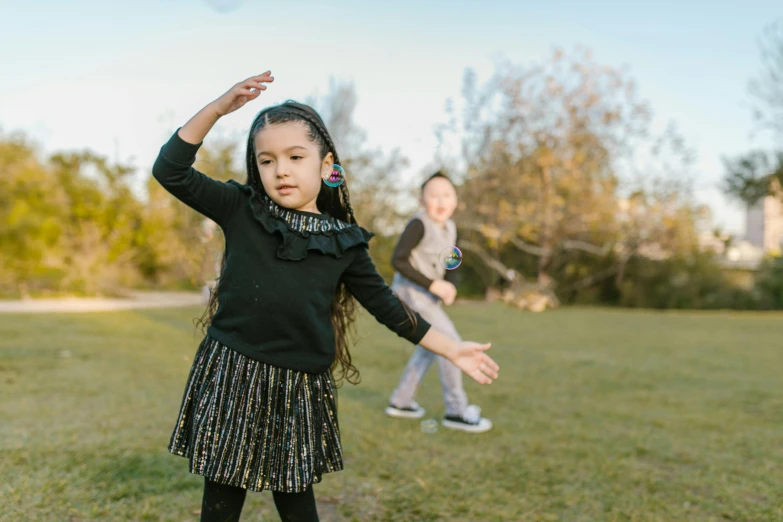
[340,184,357,224]
[279,103,359,225]
[246,109,274,194]
[286,106,341,165]
[303,115,358,224]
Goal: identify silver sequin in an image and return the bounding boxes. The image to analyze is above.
[169,337,343,493]
[262,195,349,234]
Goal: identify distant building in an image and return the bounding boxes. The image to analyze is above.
[713,187,783,276]
[746,193,783,254]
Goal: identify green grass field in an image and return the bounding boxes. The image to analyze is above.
[1,304,782,521]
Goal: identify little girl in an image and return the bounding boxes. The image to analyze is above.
[152,72,499,522]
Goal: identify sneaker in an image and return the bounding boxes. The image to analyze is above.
[441,405,493,433]
[385,401,426,419]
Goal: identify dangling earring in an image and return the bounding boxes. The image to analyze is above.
[322,164,345,188]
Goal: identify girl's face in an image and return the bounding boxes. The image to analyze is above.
[421,177,458,225]
[254,122,333,214]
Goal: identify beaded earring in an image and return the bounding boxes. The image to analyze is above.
[321,164,345,188]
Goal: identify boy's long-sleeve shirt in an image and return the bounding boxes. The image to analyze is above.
[391,217,460,292]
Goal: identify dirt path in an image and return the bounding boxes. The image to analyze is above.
[0,291,205,314]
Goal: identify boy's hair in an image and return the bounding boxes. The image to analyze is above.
[421,170,455,194]
[196,100,418,386]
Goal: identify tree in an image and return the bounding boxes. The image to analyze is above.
[49,151,144,295]
[436,48,702,308]
[0,128,148,297]
[750,20,783,138]
[139,139,244,288]
[0,131,65,296]
[726,20,783,206]
[307,80,415,281]
[722,150,783,208]
[307,79,412,237]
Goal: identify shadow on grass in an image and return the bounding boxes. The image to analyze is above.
[89,449,366,521]
[90,449,200,502]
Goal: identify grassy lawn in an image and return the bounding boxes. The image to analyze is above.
[1,304,782,521]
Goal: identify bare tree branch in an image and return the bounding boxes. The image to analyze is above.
[749,20,783,137]
[505,235,551,256]
[561,239,615,256]
[459,222,614,257]
[458,240,518,282]
[557,265,619,293]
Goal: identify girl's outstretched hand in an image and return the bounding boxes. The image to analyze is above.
[450,341,499,384]
[212,72,274,117]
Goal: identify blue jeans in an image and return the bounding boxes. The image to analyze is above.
[388,273,468,417]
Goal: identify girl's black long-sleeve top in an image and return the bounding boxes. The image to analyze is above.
[152,130,431,373]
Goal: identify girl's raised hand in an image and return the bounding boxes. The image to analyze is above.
[450,341,499,385]
[211,72,274,117]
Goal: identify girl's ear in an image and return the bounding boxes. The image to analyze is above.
[322,152,335,169]
[321,154,333,180]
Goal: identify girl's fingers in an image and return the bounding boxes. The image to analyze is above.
[237,77,272,93]
[471,370,489,384]
[248,71,271,80]
[483,354,500,372]
[252,71,274,82]
[480,360,498,378]
[482,366,499,380]
[474,355,498,382]
[241,80,268,90]
[238,86,265,95]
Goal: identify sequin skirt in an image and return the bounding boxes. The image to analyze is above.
[168,336,343,493]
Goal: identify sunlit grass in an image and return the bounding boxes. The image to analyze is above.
[2,305,782,521]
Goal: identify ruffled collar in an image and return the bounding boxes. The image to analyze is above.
[227,180,374,261]
[257,191,352,234]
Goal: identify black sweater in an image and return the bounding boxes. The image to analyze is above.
[151,130,431,373]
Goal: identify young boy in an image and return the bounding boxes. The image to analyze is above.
[385,172,493,433]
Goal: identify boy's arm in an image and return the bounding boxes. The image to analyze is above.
[391,219,434,289]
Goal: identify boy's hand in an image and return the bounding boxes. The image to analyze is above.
[443,290,456,306]
[211,72,275,117]
[429,280,457,305]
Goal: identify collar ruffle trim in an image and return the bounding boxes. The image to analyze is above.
[227,180,374,260]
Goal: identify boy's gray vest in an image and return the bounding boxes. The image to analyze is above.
[393,210,457,287]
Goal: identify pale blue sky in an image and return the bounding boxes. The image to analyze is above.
[1,0,781,234]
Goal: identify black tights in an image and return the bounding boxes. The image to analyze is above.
[200,478,319,522]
